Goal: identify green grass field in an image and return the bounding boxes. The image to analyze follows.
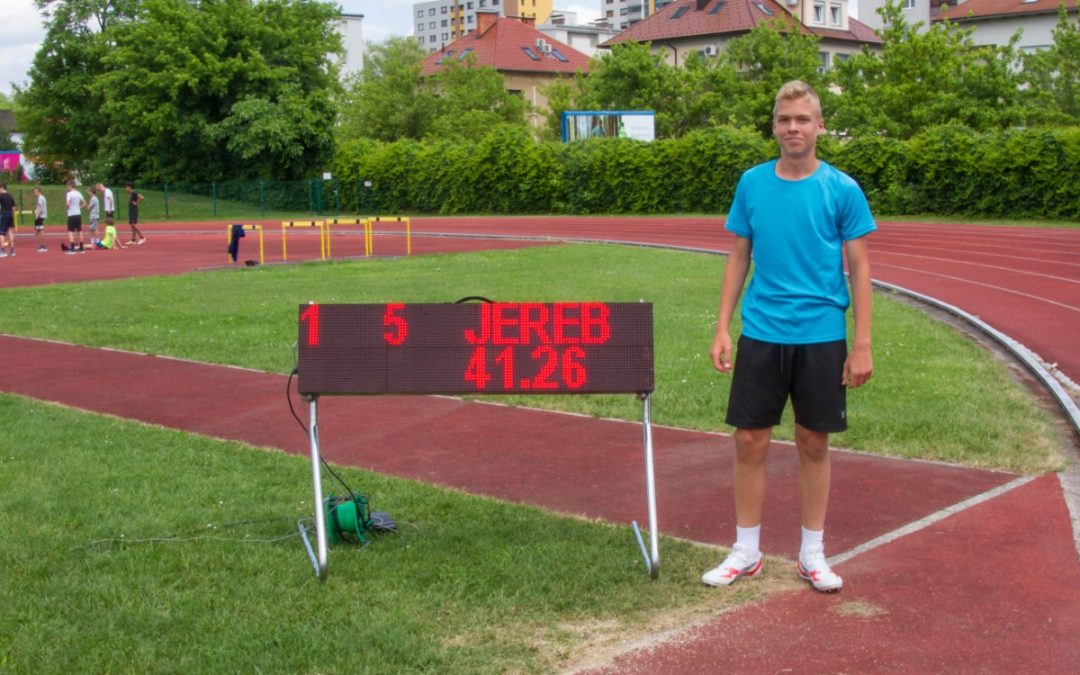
[0,242,1068,672]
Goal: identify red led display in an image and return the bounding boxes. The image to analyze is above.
[296,302,654,396]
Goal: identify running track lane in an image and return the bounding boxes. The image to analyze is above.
[6,217,1079,386]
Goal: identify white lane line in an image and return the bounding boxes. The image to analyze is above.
[874,262,1080,313]
[829,475,1037,567]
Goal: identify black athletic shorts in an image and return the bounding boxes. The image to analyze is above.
[0,213,12,233]
[34,217,44,231]
[67,215,83,232]
[725,335,848,433]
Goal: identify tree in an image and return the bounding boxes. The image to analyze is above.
[831,0,1026,138]
[1022,4,1080,125]
[94,0,342,182]
[426,56,529,141]
[338,37,437,143]
[572,42,690,139]
[704,17,827,137]
[15,1,137,176]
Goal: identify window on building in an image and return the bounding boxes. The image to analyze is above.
[817,51,830,73]
[620,8,628,14]
[430,34,437,42]
[429,8,436,16]
[442,5,448,13]
[442,19,448,26]
[522,46,541,60]
[467,1,474,8]
[430,21,436,28]
[606,9,614,17]
[417,10,424,17]
[709,1,727,14]
[671,6,689,18]
[467,14,474,23]
[437,50,455,64]
[550,47,569,62]
[830,3,842,25]
[458,47,473,59]
[417,23,424,32]
[813,2,824,23]
[442,33,449,40]
[754,2,772,15]
[492,0,499,5]
[903,0,916,7]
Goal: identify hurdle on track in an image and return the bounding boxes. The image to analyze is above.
[226,224,265,265]
[323,217,366,258]
[365,216,412,256]
[281,220,327,261]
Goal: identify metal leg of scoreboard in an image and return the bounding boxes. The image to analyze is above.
[298,396,329,580]
[631,393,660,579]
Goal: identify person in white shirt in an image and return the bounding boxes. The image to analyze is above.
[34,186,48,252]
[65,180,87,254]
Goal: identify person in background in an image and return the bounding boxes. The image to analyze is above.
[65,179,86,254]
[87,186,100,244]
[124,181,145,245]
[34,186,48,252]
[0,183,17,257]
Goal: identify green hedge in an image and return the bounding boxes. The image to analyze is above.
[334,126,1080,220]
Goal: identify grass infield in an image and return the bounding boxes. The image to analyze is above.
[0,242,1067,672]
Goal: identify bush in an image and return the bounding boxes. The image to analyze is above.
[330,125,1079,220]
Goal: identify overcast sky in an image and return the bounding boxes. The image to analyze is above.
[0,1,603,98]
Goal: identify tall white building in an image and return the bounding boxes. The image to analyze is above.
[338,14,365,79]
[596,0,659,30]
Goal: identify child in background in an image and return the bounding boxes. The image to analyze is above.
[87,186,100,244]
[34,186,48,252]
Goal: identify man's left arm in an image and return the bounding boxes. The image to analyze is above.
[843,236,873,388]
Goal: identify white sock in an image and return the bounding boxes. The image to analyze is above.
[801,527,824,555]
[736,525,761,555]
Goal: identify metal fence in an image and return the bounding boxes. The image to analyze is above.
[12,179,380,226]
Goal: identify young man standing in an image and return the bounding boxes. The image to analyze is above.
[124,181,145,245]
[702,81,875,593]
[0,183,16,257]
[96,182,115,221]
[33,186,48,252]
[65,180,86,254]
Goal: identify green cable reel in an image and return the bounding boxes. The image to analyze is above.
[324,493,371,545]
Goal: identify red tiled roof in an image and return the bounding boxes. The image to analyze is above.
[421,16,590,76]
[933,0,1077,22]
[604,0,880,46]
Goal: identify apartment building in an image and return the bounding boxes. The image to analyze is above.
[414,0,554,51]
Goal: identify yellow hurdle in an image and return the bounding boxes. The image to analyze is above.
[281,220,327,261]
[365,216,412,256]
[226,224,265,265]
[323,217,366,258]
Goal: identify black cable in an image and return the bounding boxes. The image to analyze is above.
[286,367,367,525]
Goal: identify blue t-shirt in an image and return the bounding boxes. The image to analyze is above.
[725,160,876,344]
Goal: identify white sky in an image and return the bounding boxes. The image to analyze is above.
[1,1,860,98]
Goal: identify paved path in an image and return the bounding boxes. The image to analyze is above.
[3,218,1079,672]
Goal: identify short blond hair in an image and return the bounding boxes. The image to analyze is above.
[773,80,822,119]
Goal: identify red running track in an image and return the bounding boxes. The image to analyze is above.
[6,217,1076,385]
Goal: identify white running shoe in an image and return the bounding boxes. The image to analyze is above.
[702,543,763,587]
[798,543,843,593]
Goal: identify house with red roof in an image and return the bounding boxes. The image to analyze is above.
[603,0,881,71]
[859,0,1077,51]
[421,12,591,122]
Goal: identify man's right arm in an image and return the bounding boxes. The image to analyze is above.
[711,235,752,372]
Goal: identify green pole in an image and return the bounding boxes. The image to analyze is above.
[164,184,170,220]
[259,180,265,217]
